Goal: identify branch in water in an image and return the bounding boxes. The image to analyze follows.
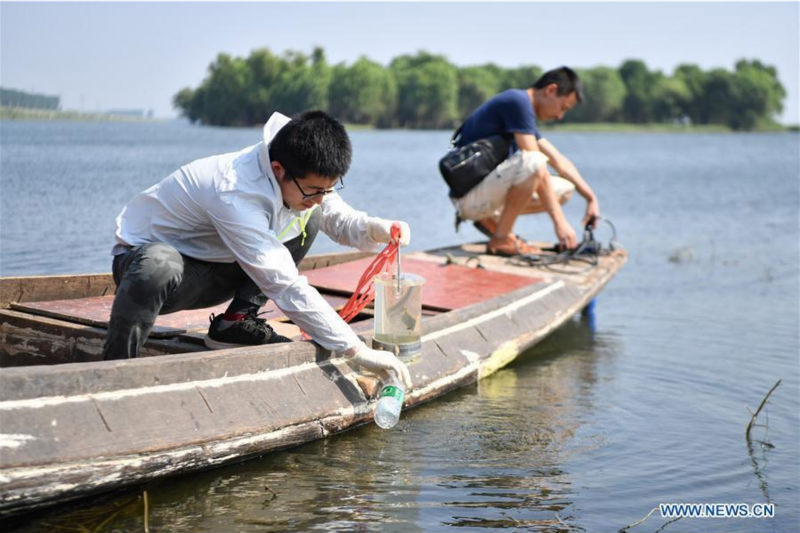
[746,379,782,441]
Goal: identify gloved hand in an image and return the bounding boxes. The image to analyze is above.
[347,342,412,389]
[367,218,411,247]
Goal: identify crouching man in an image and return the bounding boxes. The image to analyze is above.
[103,110,411,387]
[450,67,600,256]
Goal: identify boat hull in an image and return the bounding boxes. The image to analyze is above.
[0,245,626,515]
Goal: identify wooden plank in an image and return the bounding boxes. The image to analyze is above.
[9,294,352,339]
[0,251,369,308]
[0,274,116,307]
[0,401,115,464]
[305,257,541,311]
[10,298,288,337]
[0,334,325,401]
[297,250,372,271]
[11,298,191,338]
[0,356,371,468]
[422,242,627,289]
[0,309,204,367]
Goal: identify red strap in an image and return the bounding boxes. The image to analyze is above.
[339,222,401,323]
[300,223,402,340]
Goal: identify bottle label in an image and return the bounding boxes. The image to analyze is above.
[380,385,405,403]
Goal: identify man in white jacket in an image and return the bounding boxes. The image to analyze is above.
[103,110,412,387]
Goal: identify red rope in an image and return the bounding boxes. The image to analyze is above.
[300,224,401,340]
[338,223,401,323]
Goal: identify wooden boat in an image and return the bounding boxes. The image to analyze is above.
[0,242,626,516]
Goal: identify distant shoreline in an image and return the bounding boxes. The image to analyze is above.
[0,106,156,122]
[2,107,796,133]
[539,122,798,133]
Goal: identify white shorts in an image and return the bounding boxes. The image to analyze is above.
[452,150,575,221]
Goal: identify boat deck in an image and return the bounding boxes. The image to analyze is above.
[0,243,587,367]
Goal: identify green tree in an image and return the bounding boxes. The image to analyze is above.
[728,59,786,130]
[674,63,707,122]
[700,68,737,125]
[619,59,657,123]
[650,75,691,122]
[390,52,459,128]
[172,87,197,122]
[199,53,253,126]
[172,47,787,130]
[309,47,333,110]
[270,47,331,116]
[456,65,502,118]
[501,65,543,90]
[0,88,60,110]
[696,60,787,129]
[567,67,627,123]
[620,62,695,123]
[329,56,397,125]
[244,48,284,123]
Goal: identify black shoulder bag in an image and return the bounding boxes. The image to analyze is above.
[438,125,511,198]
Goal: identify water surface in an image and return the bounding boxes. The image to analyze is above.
[1,121,798,531]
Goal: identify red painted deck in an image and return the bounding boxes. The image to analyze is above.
[304,257,541,311]
[10,257,539,335]
[11,294,348,337]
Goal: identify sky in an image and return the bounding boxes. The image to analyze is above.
[1,1,798,123]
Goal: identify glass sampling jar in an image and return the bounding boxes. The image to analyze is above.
[372,272,425,357]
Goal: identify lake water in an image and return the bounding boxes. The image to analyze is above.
[1,120,798,532]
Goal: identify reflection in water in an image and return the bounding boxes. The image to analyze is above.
[746,437,773,504]
[745,380,782,504]
[581,298,597,334]
[431,318,616,531]
[8,495,143,533]
[9,317,616,533]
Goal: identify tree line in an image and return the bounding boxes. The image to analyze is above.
[173,47,786,131]
[1,88,60,110]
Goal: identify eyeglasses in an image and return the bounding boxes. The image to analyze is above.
[288,172,344,199]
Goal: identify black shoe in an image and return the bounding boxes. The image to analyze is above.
[204,311,292,349]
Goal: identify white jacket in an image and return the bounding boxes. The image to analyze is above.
[114,112,381,352]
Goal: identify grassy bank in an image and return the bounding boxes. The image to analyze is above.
[540,122,795,133]
[343,123,376,131]
[3,107,795,133]
[0,106,154,122]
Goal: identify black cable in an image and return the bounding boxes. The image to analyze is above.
[509,217,619,272]
[603,218,620,251]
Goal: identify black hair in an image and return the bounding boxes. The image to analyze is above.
[532,67,584,103]
[268,110,352,179]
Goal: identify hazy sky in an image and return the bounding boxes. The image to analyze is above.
[2,1,798,123]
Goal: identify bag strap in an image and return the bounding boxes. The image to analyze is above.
[450,123,464,147]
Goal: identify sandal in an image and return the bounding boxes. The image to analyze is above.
[486,245,517,257]
[486,236,539,257]
[474,220,532,247]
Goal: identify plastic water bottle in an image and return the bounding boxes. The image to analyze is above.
[374,381,405,429]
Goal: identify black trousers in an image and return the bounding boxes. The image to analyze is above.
[103,209,320,359]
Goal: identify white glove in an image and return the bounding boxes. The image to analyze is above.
[348,342,412,389]
[367,218,411,247]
